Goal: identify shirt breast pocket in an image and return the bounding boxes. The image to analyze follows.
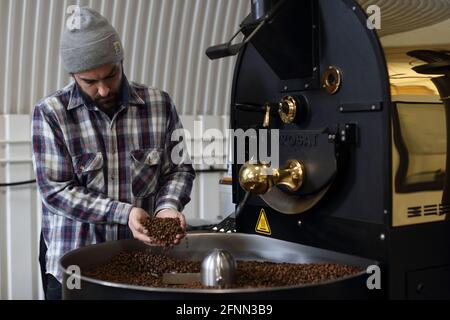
[130,148,162,198]
[73,152,105,194]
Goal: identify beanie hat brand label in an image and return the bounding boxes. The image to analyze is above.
[114,41,122,56]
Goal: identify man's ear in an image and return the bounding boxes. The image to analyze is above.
[71,73,80,87]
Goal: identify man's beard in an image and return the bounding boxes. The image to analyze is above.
[94,94,119,109]
[78,87,119,111]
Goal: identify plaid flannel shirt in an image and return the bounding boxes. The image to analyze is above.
[31,78,195,281]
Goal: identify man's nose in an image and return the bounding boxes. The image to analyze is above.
[97,83,110,97]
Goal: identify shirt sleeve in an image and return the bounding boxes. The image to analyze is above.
[154,94,196,214]
[31,103,133,225]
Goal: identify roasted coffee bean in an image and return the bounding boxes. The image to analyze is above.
[84,251,363,289]
[142,216,183,247]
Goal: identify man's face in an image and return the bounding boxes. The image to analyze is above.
[73,63,123,110]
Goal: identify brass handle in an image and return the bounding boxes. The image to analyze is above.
[239,160,305,195]
[263,104,271,128]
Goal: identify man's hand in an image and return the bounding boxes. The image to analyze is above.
[155,208,187,245]
[128,207,152,245]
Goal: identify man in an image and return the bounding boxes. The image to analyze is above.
[31,7,195,300]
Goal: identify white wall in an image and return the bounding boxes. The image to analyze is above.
[0,116,42,299]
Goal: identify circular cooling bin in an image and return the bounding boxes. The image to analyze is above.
[357,0,450,37]
[60,233,378,300]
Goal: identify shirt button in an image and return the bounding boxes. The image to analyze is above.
[110,175,115,181]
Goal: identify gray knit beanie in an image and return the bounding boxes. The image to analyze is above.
[60,7,124,73]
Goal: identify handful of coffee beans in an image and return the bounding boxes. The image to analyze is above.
[142,216,183,246]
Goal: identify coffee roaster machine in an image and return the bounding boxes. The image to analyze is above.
[61,0,450,299]
[213,0,450,299]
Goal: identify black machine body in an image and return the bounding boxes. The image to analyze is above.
[218,0,450,299]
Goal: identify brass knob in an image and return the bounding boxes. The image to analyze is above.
[278,96,297,124]
[239,160,305,195]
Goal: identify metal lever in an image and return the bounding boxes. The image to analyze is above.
[205,0,287,60]
[206,18,267,60]
[205,42,246,60]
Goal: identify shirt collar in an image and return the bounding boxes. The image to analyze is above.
[67,75,146,111]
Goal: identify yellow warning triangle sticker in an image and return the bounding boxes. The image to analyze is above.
[255,208,272,235]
